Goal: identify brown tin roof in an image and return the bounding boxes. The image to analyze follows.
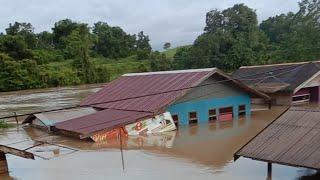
[54,108,154,139]
[234,107,320,170]
[232,61,320,93]
[55,68,269,138]
[81,68,269,112]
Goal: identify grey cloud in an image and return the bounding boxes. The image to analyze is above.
[0,0,299,50]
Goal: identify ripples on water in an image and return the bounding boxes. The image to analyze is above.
[0,85,318,180]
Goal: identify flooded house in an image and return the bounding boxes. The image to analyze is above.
[233,61,320,105]
[23,68,269,141]
[22,107,97,130]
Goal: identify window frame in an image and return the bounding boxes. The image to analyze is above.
[208,109,217,121]
[188,111,198,124]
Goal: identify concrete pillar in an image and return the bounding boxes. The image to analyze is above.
[0,152,8,174]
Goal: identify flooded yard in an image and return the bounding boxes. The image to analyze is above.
[0,85,318,180]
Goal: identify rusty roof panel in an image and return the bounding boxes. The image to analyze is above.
[54,109,153,138]
[80,70,214,110]
[235,107,320,170]
[232,61,320,93]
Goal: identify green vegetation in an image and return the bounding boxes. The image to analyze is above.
[0,120,11,128]
[155,0,320,72]
[161,45,191,59]
[0,19,153,91]
[0,0,319,91]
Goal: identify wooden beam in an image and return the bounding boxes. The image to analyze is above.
[0,152,8,174]
[0,145,34,160]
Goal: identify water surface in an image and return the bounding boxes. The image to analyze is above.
[0,85,318,180]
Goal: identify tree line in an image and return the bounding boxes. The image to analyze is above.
[0,19,152,91]
[152,0,320,72]
[0,0,319,91]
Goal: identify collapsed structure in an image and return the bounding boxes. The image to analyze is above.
[233,61,320,105]
[24,68,269,142]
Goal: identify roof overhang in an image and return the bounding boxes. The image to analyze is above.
[214,69,271,101]
[234,107,320,170]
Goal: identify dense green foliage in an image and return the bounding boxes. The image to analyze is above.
[0,0,319,91]
[0,120,11,128]
[0,19,152,91]
[156,0,320,72]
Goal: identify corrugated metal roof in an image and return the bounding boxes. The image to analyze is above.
[54,109,153,138]
[23,107,97,126]
[81,68,269,112]
[55,68,269,138]
[80,69,215,111]
[232,61,320,93]
[235,107,320,170]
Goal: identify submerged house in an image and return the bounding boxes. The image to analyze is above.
[22,107,97,130]
[233,61,320,105]
[50,68,269,141]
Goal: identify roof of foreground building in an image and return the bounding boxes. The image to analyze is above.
[235,107,320,170]
[55,68,269,138]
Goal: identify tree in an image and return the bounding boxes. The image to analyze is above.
[0,35,33,60]
[190,4,267,71]
[92,22,136,58]
[172,46,192,69]
[67,24,94,83]
[52,19,79,50]
[150,51,172,71]
[163,42,171,50]
[36,31,54,49]
[5,22,37,49]
[136,31,152,60]
[260,0,320,62]
[0,53,40,91]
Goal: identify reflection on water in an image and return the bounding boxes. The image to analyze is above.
[0,107,318,179]
[0,86,319,179]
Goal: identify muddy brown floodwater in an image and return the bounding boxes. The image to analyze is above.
[0,85,319,180]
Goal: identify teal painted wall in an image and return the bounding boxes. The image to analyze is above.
[166,95,251,125]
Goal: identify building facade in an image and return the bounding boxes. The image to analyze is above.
[167,74,251,125]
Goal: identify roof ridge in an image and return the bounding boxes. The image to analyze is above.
[123,68,216,76]
[239,60,320,69]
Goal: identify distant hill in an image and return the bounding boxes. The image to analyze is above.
[162,45,192,59]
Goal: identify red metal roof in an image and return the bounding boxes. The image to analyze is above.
[55,68,269,139]
[54,109,153,138]
[80,69,214,112]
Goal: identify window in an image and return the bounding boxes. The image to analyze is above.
[219,107,233,115]
[188,112,198,124]
[238,105,246,116]
[172,115,179,126]
[208,109,217,121]
[219,106,233,121]
[292,94,310,105]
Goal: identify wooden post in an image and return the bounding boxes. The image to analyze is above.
[267,162,272,180]
[14,112,19,127]
[118,128,125,171]
[0,152,8,174]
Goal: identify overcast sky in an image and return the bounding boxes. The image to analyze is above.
[1,0,299,50]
